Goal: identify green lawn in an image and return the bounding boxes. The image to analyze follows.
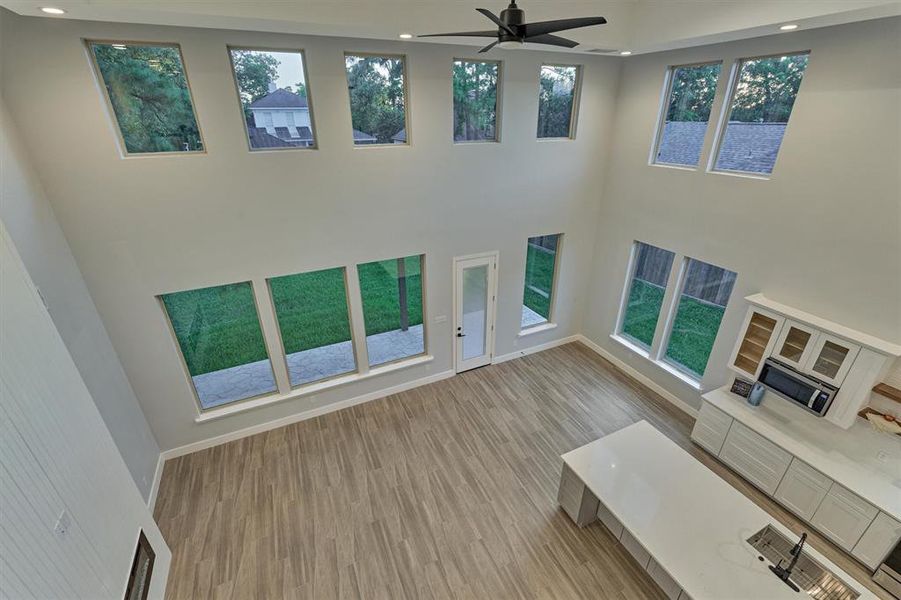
[622,278,725,377]
[523,244,556,318]
[163,257,423,376]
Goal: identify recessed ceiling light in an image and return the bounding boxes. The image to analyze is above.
[780,24,799,31]
[619,50,632,56]
[399,33,413,39]
[40,7,66,14]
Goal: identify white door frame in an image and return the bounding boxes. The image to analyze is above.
[453,251,499,373]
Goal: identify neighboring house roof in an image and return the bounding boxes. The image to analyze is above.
[247,127,296,148]
[248,88,308,109]
[656,121,786,173]
[716,122,787,173]
[353,129,377,142]
[392,128,406,143]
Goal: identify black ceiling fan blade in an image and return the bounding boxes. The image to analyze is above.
[478,40,499,53]
[525,33,579,48]
[418,30,499,38]
[475,8,519,38]
[522,16,607,38]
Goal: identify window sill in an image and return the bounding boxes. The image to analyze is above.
[194,354,434,423]
[609,333,702,391]
[519,322,558,337]
[706,168,771,181]
[650,162,697,172]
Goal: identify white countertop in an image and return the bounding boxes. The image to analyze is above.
[562,420,879,600]
[703,386,901,520]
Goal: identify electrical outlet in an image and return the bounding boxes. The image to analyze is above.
[876,450,890,463]
[53,510,71,537]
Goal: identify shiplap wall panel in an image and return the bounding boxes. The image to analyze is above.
[0,224,170,599]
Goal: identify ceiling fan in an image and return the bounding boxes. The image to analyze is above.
[419,1,607,53]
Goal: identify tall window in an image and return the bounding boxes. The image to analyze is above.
[357,255,425,366]
[619,243,676,349]
[160,282,276,409]
[268,267,355,387]
[521,234,562,329]
[664,259,737,378]
[537,65,580,139]
[229,48,315,150]
[88,42,203,154]
[345,54,408,145]
[453,60,500,142]
[713,53,810,174]
[653,63,722,167]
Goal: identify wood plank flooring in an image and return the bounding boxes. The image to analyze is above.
[154,342,891,599]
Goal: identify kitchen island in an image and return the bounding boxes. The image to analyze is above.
[559,420,878,599]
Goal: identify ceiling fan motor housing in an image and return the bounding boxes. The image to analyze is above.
[499,2,525,42]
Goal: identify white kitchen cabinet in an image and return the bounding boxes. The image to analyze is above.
[620,529,651,568]
[647,557,682,600]
[810,484,878,551]
[690,401,733,455]
[802,334,860,387]
[719,421,792,496]
[597,501,624,539]
[558,464,599,527]
[852,512,901,570]
[772,320,819,370]
[728,308,784,380]
[773,458,831,521]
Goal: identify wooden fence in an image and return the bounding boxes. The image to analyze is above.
[634,244,736,308]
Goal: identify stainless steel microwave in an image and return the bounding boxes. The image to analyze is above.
[757,358,838,417]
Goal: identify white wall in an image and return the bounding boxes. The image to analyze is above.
[0,95,160,498]
[583,17,901,410]
[0,10,620,452]
[0,221,170,599]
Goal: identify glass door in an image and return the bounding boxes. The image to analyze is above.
[773,320,818,370]
[454,254,497,372]
[803,334,860,386]
[730,309,782,380]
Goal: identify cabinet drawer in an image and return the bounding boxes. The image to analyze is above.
[852,512,901,570]
[620,529,650,569]
[773,459,831,521]
[810,484,878,551]
[691,402,733,455]
[597,502,624,539]
[647,557,682,600]
[719,422,792,495]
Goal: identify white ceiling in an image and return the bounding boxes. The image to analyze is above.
[2,0,899,54]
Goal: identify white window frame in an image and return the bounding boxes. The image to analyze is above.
[613,241,676,352]
[265,266,360,390]
[226,45,318,152]
[536,64,583,141]
[452,57,503,144]
[519,233,563,335]
[648,61,723,169]
[343,52,412,147]
[611,243,737,389]
[86,39,206,158]
[706,50,811,178]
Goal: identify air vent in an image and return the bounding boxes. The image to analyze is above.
[584,48,619,54]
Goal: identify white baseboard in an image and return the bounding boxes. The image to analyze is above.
[147,454,164,511]
[493,334,580,364]
[575,334,699,418]
[160,369,456,461]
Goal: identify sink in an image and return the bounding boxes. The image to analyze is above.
[747,525,860,600]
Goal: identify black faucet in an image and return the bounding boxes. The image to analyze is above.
[769,531,807,592]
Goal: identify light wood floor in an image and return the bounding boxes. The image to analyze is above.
[154,343,890,599]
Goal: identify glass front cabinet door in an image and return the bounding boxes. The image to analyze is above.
[801,334,860,386]
[773,320,819,370]
[728,308,784,380]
